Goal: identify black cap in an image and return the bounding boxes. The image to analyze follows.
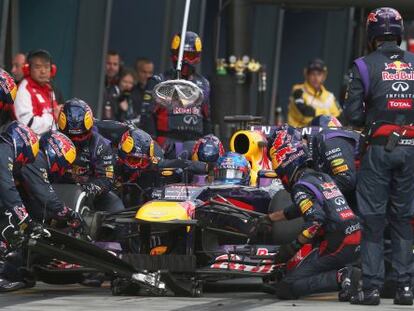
[306,58,327,72]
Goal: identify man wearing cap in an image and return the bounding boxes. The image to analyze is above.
[344,7,414,305]
[288,59,342,128]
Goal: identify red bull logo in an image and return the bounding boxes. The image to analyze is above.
[274,145,295,164]
[272,131,287,151]
[367,8,402,25]
[384,61,412,71]
[0,70,17,102]
[383,61,414,81]
[321,182,336,190]
[367,12,378,24]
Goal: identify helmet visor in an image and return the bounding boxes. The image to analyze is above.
[172,51,200,65]
[69,132,91,142]
[125,155,151,169]
[215,168,244,181]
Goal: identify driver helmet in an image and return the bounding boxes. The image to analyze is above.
[214,152,250,185]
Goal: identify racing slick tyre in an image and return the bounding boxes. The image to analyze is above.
[111,277,140,296]
[268,189,303,245]
[52,183,88,213]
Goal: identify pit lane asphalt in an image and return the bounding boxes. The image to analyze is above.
[0,280,411,311]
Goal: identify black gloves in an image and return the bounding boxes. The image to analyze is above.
[56,206,84,232]
[274,239,302,264]
[9,205,31,229]
[249,214,272,237]
[67,210,83,230]
[81,183,102,197]
[292,89,316,117]
[27,221,49,239]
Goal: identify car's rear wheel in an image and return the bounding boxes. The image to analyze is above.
[268,189,304,245]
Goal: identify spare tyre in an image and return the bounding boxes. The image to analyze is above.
[268,189,304,245]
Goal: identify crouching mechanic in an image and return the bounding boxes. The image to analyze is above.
[116,128,163,206]
[18,131,82,226]
[0,122,46,291]
[0,129,83,292]
[116,128,209,206]
[310,115,359,209]
[254,130,361,300]
[57,98,124,212]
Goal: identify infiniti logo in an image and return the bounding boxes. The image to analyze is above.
[392,81,409,92]
[183,115,199,125]
[335,197,346,205]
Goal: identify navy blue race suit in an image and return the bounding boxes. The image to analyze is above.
[58,130,124,213]
[311,128,359,209]
[16,151,79,223]
[0,143,31,244]
[276,169,360,299]
[0,148,80,284]
[140,69,212,147]
[344,41,414,291]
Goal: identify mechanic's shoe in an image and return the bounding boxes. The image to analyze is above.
[350,288,380,305]
[338,266,361,302]
[0,278,26,293]
[394,286,413,305]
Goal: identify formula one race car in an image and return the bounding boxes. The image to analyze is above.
[90,172,313,297]
[39,119,305,297]
[78,125,304,297]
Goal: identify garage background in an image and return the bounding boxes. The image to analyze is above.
[1,0,414,133]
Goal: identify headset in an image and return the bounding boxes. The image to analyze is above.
[23,49,58,132]
[22,49,57,78]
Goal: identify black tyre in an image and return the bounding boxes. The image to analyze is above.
[111,277,140,296]
[52,183,88,213]
[268,190,304,245]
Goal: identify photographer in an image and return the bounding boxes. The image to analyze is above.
[116,69,140,122]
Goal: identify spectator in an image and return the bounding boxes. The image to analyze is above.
[105,50,121,88]
[14,49,59,136]
[129,58,154,122]
[102,50,122,119]
[287,59,342,127]
[134,57,154,90]
[115,68,140,123]
[11,53,26,84]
